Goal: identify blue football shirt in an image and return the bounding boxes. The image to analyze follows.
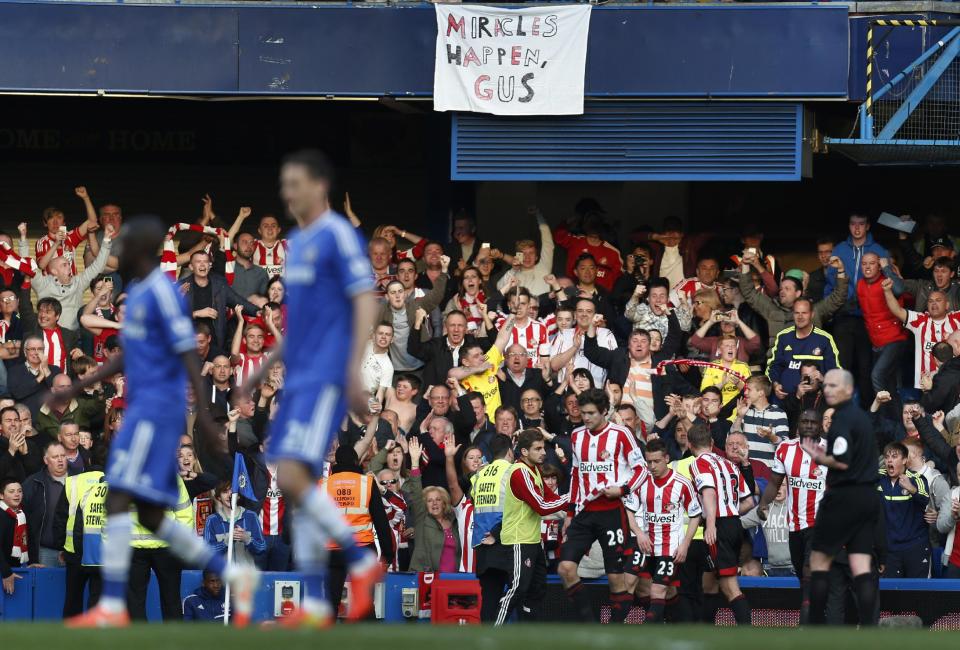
[121,267,197,408]
[282,211,373,390]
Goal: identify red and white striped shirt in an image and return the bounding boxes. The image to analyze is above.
[771,438,827,532]
[691,452,749,519]
[637,470,702,557]
[454,497,475,573]
[670,278,720,307]
[260,465,285,537]
[253,239,288,277]
[569,422,648,514]
[36,228,85,275]
[905,310,960,388]
[495,317,549,368]
[233,353,265,386]
[42,327,67,371]
[382,489,407,572]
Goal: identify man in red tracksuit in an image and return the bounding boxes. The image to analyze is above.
[855,252,907,404]
[494,429,569,625]
[554,216,623,292]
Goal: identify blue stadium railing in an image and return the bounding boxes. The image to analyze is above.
[3,568,960,624]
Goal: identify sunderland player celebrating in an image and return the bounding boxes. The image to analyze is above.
[635,439,702,624]
[688,423,753,626]
[63,218,259,628]
[558,388,649,623]
[242,150,382,627]
[756,409,826,624]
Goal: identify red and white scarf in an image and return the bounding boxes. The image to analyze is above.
[0,241,37,291]
[655,358,749,383]
[457,290,486,332]
[160,224,234,284]
[43,327,67,371]
[0,501,28,564]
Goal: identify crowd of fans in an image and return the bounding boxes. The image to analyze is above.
[1,185,959,623]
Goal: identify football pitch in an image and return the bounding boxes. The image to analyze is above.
[1,623,955,649]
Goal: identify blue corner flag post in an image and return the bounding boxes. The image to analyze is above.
[232,452,257,502]
[225,453,256,625]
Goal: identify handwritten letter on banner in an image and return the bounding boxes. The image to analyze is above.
[433,4,592,116]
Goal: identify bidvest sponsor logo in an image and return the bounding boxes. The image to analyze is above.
[644,512,679,525]
[788,476,824,491]
[579,461,614,474]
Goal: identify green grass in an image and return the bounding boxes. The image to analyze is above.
[0,623,954,650]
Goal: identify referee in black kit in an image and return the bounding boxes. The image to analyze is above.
[800,369,881,626]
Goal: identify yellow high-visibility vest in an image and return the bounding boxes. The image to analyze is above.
[130,477,194,549]
[63,471,104,554]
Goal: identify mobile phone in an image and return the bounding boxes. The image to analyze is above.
[104,277,113,285]
[515,251,523,260]
[481,242,490,249]
[746,247,757,255]
[58,225,67,236]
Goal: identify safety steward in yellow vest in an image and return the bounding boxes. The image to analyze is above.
[469,433,514,623]
[320,444,393,619]
[62,468,105,617]
[126,476,194,621]
[68,478,109,613]
[495,429,569,625]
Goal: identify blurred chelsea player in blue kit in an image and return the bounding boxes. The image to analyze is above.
[238,150,383,627]
[62,217,259,629]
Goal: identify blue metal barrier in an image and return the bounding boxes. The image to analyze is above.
[4,568,960,622]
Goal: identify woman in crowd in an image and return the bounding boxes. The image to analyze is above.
[178,444,219,500]
[444,266,488,334]
[370,439,410,488]
[688,309,762,363]
[406,437,460,573]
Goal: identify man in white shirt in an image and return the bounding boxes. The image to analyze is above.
[32,227,115,332]
[496,208,555,297]
[360,323,395,405]
[549,298,617,387]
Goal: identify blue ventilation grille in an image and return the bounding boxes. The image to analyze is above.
[451,102,802,181]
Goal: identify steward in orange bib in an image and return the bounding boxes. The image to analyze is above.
[320,444,393,618]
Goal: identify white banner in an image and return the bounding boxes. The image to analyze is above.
[433,4,592,116]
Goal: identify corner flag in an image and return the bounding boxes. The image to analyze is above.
[231,452,257,502]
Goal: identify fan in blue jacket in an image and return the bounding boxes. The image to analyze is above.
[823,216,890,312]
[202,484,266,565]
[182,571,226,622]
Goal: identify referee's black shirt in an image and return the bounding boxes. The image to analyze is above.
[824,399,878,488]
